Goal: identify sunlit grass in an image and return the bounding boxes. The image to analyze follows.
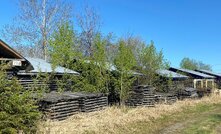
[38,94,221,134]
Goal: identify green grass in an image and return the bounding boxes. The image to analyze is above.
[181,114,221,134]
[113,103,221,134]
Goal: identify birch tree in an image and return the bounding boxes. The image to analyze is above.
[1,0,72,60]
[77,5,101,57]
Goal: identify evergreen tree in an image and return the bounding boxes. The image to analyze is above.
[49,22,81,69]
[72,34,110,93]
[0,65,41,133]
[49,23,110,93]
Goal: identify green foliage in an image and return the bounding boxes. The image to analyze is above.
[0,65,41,133]
[114,40,136,102]
[180,58,198,70]
[90,34,110,93]
[72,34,110,93]
[198,61,212,71]
[49,24,111,93]
[139,41,169,86]
[49,22,81,69]
[180,57,212,71]
[31,72,52,94]
[48,21,171,103]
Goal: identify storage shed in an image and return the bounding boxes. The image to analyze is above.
[195,69,221,89]
[156,69,188,92]
[169,67,215,90]
[0,39,33,71]
[16,58,79,91]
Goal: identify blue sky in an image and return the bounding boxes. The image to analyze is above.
[1,0,221,72]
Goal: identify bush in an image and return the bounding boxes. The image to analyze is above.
[0,65,41,133]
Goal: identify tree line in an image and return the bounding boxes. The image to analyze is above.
[0,0,213,133]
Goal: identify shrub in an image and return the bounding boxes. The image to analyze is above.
[0,65,41,133]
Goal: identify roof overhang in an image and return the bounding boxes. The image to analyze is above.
[169,67,215,79]
[0,39,33,71]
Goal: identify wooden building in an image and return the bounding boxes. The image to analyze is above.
[195,69,221,89]
[169,67,215,90]
[0,39,34,76]
[156,69,188,91]
[17,57,79,91]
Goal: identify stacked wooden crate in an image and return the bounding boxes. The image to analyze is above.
[39,92,108,120]
[166,94,178,104]
[39,92,80,121]
[177,87,198,99]
[142,86,155,107]
[126,85,155,107]
[17,77,58,91]
[155,92,177,104]
[73,92,108,112]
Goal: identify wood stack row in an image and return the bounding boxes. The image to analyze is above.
[39,92,108,121]
[18,79,58,90]
[177,87,198,99]
[125,85,155,107]
[155,92,177,104]
[39,92,80,121]
[72,92,108,112]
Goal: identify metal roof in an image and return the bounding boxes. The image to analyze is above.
[84,60,144,76]
[169,67,215,79]
[195,69,221,78]
[18,58,79,75]
[157,69,188,79]
[109,64,144,76]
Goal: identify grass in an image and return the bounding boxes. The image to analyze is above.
[38,94,221,134]
[119,103,221,134]
[180,111,221,134]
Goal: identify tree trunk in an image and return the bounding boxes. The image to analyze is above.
[120,74,124,105]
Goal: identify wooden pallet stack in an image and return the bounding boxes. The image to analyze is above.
[166,95,178,104]
[177,87,198,99]
[155,92,177,104]
[17,78,58,91]
[39,92,108,120]
[39,92,80,121]
[125,85,155,107]
[142,86,155,107]
[73,92,108,112]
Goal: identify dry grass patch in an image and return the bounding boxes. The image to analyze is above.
[38,94,221,134]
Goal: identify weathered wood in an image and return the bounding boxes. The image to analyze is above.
[126,85,155,107]
[39,91,108,120]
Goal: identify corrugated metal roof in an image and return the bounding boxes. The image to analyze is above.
[108,64,144,76]
[195,69,221,77]
[18,58,79,75]
[170,67,215,79]
[157,69,188,79]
